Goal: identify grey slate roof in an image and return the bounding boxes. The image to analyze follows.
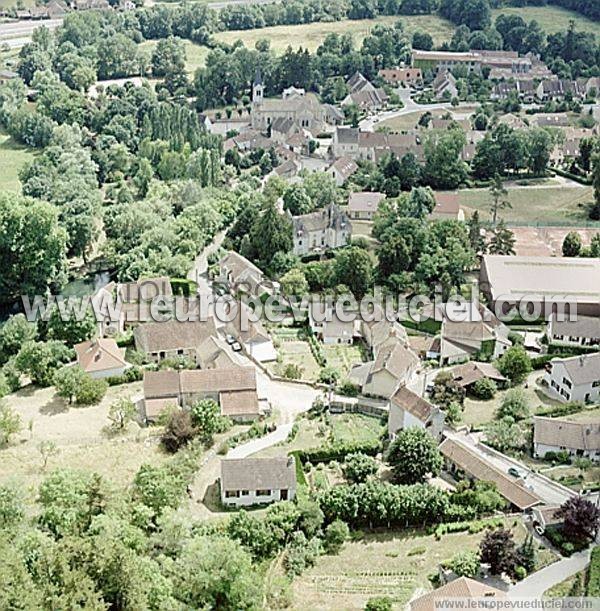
[221,456,296,491]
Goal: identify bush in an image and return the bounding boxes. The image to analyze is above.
[588,546,600,596]
[343,452,379,483]
[296,439,381,465]
[162,410,195,453]
[514,565,527,580]
[106,365,144,386]
[450,550,480,578]
[470,378,496,400]
[324,519,349,554]
[337,380,360,397]
[365,597,392,611]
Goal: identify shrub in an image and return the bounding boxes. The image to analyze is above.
[337,380,360,397]
[343,452,379,483]
[450,550,480,578]
[365,597,392,611]
[324,519,349,554]
[162,410,196,453]
[470,378,496,400]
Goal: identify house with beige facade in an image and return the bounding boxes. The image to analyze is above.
[74,338,129,379]
[388,386,445,441]
[292,204,352,256]
[533,416,600,461]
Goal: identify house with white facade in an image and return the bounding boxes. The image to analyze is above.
[309,302,356,345]
[327,156,358,186]
[220,456,297,507]
[74,338,129,379]
[347,191,385,220]
[388,386,445,440]
[533,416,600,461]
[292,203,352,256]
[544,352,600,403]
[548,313,600,348]
[217,251,277,297]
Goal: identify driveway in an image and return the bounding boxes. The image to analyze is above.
[444,430,578,507]
[359,88,455,131]
[508,549,591,599]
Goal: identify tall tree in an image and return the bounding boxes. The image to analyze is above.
[489,174,511,227]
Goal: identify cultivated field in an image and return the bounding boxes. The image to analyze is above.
[0,130,34,193]
[290,519,550,610]
[214,14,456,53]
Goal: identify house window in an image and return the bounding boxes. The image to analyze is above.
[593,380,600,388]
[241,490,249,496]
[225,490,240,498]
[177,349,184,355]
[562,377,572,389]
[256,489,271,496]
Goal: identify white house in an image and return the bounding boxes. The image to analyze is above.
[548,313,600,347]
[309,302,356,345]
[533,416,600,461]
[544,352,600,403]
[292,204,352,257]
[388,386,445,440]
[74,338,129,379]
[220,456,297,507]
[347,191,385,221]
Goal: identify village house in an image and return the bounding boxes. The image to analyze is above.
[142,365,260,423]
[361,316,409,355]
[118,276,172,303]
[449,361,507,392]
[531,113,569,128]
[225,301,278,362]
[548,313,600,347]
[0,70,19,84]
[292,203,352,256]
[220,456,297,507]
[309,303,356,345]
[347,191,385,221]
[531,505,563,534]
[533,416,600,461]
[544,352,600,404]
[496,113,529,130]
[429,192,464,222]
[480,254,600,318]
[217,251,276,298]
[74,338,129,379]
[437,302,511,365]
[439,437,541,510]
[327,157,358,186]
[341,72,388,112]
[350,337,419,399]
[388,386,445,441]
[410,577,505,611]
[378,67,422,87]
[432,70,458,100]
[133,319,217,364]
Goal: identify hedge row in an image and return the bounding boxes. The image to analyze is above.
[588,546,600,596]
[295,439,381,465]
[106,365,144,386]
[548,343,600,356]
[551,167,592,186]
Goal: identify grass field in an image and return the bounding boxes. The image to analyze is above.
[0,130,35,193]
[214,14,456,53]
[138,40,210,74]
[456,185,596,226]
[492,6,600,36]
[290,519,551,609]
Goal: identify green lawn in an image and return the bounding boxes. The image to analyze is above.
[492,6,600,36]
[456,185,596,226]
[214,14,456,54]
[322,344,365,378]
[0,130,35,193]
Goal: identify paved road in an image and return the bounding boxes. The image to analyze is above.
[508,549,591,599]
[359,88,455,131]
[0,18,63,48]
[444,430,577,507]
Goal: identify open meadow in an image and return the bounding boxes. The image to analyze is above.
[491,6,600,36]
[0,130,34,193]
[214,14,456,53]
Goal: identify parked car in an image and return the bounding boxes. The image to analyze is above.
[231,342,242,352]
[507,467,522,478]
[225,334,236,345]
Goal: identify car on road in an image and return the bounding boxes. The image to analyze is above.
[225,334,236,345]
[231,342,242,352]
[508,467,522,478]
